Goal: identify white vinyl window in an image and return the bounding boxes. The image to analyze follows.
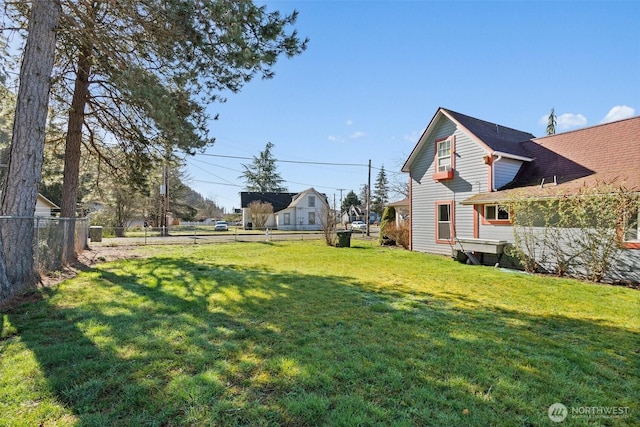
[437,138,451,172]
[308,212,316,225]
[283,212,290,225]
[308,196,315,208]
[437,202,452,241]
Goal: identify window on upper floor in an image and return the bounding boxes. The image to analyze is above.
[484,204,511,222]
[433,136,455,181]
[437,138,451,172]
[308,195,315,208]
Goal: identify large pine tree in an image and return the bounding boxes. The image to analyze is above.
[6,0,307,261]
[241,142,287,192]
[371,165,389,216]
[0,0,61,300]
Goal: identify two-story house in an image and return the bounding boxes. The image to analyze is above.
[402,107,640,283]
[240,188,330,231]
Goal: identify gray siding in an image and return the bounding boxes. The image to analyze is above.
[479,223,640,283]
[478,222,515,241]
[493,158,523,190]
[410,117,490,255]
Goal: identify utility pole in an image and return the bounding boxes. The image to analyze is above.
[337,188,346,218]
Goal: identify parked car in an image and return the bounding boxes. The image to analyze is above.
[351,220,366,231]
[214,221,228,231]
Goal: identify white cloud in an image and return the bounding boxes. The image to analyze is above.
[539,112,587,131]
[600,105,635,124]
[346,119,353,126]
[556,113,587,131]
[350,131,365,139]
[328,135,338,142]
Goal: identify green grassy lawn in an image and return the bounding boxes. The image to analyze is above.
[1,240,638,426]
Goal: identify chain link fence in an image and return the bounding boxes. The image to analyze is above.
[87,224,378,246]
[0,216,89,274]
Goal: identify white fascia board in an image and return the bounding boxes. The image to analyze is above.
[492,151,534,162]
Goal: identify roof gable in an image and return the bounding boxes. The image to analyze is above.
[288,187,328,208]
[402,107,534,172]
[443,109,535,158]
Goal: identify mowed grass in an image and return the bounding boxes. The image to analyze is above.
[1,240,638,426]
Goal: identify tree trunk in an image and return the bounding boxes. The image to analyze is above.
[60,46,92,263]
[0,0,61,301]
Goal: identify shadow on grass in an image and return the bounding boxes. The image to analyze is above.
[3,255,638,426]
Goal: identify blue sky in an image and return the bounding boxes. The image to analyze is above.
[185,1,640,212]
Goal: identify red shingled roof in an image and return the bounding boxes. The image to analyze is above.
[463,116,640,204]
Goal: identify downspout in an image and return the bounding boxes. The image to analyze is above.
[492,153,503,191]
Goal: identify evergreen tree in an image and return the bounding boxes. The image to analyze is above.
[371,165,389,216]
[546,107,557,135]
[379,205,396,245]
[0,0,61,300]
[241,142,287,192]
[5,0,307,261]
[341,190,362,213]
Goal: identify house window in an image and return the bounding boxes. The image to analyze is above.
[624,209,639,246]
[283,213,290,225]
[436,201,454,243]
[308,196,315,208]
[484,204,511,222]
[437,138,451,172]
[308,212,316,225]
[433,136,455,181]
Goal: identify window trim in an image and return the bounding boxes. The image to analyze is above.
[308,211,316,225]
[435,200,455,244]
[283,212,290,226]
[308,195,315,208]
[623,209,640,249]
[432,136,455,181]
[481,204,512,225]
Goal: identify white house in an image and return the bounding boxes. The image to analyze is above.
[240,188,330,231]
[0,192,59,217]
[35,194,59,217]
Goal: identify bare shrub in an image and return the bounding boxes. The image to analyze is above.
[509,182,639,281]
[318,205,337,246]
[248,201,273,230]
[383,222,410,249]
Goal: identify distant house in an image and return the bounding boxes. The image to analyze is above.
[35,194,59,217]
[0,192,59,217]
[402,107,640,282]
[341,205,364,224]
[387,198,409,224]
[240,188,330,231]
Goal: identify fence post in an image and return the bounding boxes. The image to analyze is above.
[35,217,40,270]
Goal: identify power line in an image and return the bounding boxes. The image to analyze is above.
[196,152,368,167]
